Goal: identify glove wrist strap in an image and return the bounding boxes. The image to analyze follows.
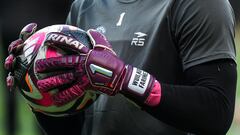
[121,66,160,106]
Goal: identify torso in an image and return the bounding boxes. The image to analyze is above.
[70,0,186,134]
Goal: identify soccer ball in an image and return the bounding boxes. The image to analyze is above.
[19,25,98,117]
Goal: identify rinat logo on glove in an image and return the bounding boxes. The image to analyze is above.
[46,33,85,51]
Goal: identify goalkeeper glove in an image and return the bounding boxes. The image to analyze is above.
[36,29,162,107]
[5,23,38,91]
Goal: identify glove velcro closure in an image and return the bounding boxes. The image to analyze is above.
[121,66,156,105]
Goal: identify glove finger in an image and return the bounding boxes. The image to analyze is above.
[87,29,112,48]
[37,72,76,92]
[52,84,85,106]
[45,32,90,54]
[4,54,15,70]
[35,55,85,73]
[6,73,15,90]
[87,29,116,55]
[19,23,38,41]
[8,39,24,54]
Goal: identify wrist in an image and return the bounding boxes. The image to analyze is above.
[120,66,161,106]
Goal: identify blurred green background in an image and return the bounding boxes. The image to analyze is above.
[226,25,240,135]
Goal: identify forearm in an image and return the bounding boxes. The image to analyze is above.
[147,84,234,134]
[122,59,237,134]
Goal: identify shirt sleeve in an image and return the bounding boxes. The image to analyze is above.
[144,59,237,134]
[66,0,81,26]
[170,0,236,70]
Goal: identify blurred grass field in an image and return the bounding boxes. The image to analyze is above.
[0,26,240,135]
[227,25,240,135]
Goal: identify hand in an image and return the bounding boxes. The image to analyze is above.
[4,23,38,91]
[36,29,161,106]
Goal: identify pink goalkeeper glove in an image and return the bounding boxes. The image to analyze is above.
[5,23,38,91]
[36,29,161,106]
